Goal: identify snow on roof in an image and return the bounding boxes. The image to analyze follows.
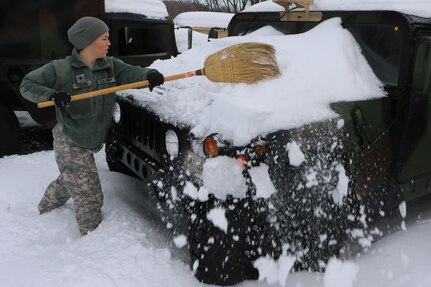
[174,11,234,29]
[105,0,169,19]
[120,18,385,146]
[243,1,286,12]
[313,0,431,18]
[244,0,431,18]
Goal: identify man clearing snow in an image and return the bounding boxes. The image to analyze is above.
[20,17,164,235]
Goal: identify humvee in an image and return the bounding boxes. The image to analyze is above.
[0,0,178,156]
[105,0,431,285]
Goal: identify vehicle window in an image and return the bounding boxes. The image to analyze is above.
[412,36,431,93]
[232,20,321,36]
[398,35,431,182]
[347,24,402,87]
[117,26,170,56]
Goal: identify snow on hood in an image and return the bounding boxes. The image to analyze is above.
[244,0,431,18]
[120,18,385,146]
[105,0,168,19]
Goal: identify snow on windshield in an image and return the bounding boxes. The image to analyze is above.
[119,17,385,146]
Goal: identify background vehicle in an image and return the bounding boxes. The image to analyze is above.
[174,11,233,40]
[0,0,178,157]
[106,0,431,285]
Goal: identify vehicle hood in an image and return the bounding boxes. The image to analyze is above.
[119,18,385,146]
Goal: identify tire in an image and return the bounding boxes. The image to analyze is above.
[188,212,259,285]
[0,105,20,157]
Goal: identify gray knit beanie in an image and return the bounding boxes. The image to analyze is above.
[67,17,109,50]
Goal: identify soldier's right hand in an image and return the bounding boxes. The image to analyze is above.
[51,90,71,107]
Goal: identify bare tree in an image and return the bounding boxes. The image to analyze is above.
[164,0,211,18]
[165,0,262,15]
[200,0,253,12]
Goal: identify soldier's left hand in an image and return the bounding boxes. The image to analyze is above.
[147,71,164,91]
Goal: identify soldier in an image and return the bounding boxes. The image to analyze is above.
[19,16,165,235]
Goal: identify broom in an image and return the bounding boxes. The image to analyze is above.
[37,42,280,108]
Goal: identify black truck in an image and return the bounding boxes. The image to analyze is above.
[105,1,431,285]
[0,0,179,156]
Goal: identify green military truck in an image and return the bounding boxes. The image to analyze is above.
[0,0,178,156]
[104,0,431,285]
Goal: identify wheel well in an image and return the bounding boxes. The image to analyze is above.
[0,81,23,110]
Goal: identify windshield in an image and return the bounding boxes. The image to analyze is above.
[230,15,404,87]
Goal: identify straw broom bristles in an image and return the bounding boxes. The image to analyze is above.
[204,42,280,84]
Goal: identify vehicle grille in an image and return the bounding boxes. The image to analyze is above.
[117,99,166,163]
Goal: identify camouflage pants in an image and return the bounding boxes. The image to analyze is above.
[39,124,103,235]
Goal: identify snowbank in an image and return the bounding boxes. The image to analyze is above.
[1,147,431,287]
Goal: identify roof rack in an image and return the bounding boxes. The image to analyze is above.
[273,0,322,22]
[273,0,314,13]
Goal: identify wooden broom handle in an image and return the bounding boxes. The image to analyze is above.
[37,69,205,108]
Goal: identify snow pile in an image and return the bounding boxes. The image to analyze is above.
[173,234,187,248]
[243,0,431,18]
[207,207,228,232]
[190,157,277,200]
[174,11,234,29]
[253,255,296,286]
[123,18,385,146]
[243,0,286,12]
[202,156,247,199]
[0,151,197,287]
[14,111,41,128]
[105,0,169,19]
[323,258,359,287]
[2,146,431,286]
[174,28,208,52]
[287,141,305,167]
[183,181,209,201]
[313,0,431,18]
[248,164,278,198]
[399,201,407,231]
[331,164,349,205]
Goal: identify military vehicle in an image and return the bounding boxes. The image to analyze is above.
[105,0,431,285]
[0,0,179,156]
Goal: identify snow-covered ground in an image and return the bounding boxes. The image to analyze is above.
[1,150,431,287]
[3,1,431,286]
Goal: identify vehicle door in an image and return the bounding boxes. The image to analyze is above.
[397,31,431,198]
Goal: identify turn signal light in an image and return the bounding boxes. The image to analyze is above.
[255,145,266,154]
[236,155,247,168]
[203,136,219,157]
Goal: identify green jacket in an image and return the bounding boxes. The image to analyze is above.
[20,48,155,149]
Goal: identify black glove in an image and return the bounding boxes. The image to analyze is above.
[50,90,71,107]
[147,70,164,91]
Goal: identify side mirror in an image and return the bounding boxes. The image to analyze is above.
[177,26,193,50]
[208,27,228,41]
[208,28,219,40]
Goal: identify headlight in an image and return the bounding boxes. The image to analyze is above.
[165,129,179,159]
[113,102,121,123]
